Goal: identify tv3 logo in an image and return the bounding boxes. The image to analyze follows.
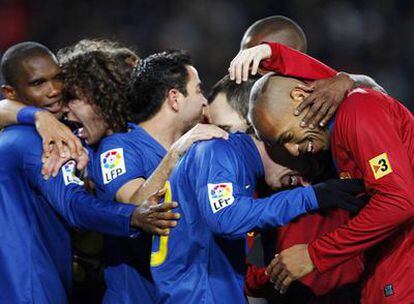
[369,153,392,180]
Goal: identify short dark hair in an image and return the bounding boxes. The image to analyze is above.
[61,49,131,132]
[0,41,54,86]
[208,74,259,121]
[128,49,192,123]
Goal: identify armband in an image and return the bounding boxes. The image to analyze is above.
[16,106,43,125]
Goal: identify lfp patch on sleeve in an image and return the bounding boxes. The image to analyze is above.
[62,160,84,186]
[369,152,392,180]
[208,183,235,213]
[100,148,126,184]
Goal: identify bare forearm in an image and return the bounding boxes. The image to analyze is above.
[130,150,180,204]
[0,99,26,127]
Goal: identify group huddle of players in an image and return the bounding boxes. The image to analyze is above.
[0,15,413,304]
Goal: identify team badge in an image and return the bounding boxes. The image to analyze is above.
[369,152,392,180]
[62,160,84,186]
[100,148,126,184]
[208,183,235,213]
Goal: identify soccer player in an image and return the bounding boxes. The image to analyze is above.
[149,100,367,304]
[1,42,227,303]
[62,48,227,303]
[0,42,179,304]
[249,70,413,303]
[208,75,363,303]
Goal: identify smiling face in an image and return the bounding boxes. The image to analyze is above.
[257,108,330,157]
[13,54,64,117]
[250,75,330,158]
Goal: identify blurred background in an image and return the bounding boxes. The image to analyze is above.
[1,0,413,111]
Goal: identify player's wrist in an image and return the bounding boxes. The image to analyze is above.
[337,72,356,90]
[17,106,44,125]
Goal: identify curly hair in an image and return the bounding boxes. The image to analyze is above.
[128,49,192,123]
[61,49,131,132]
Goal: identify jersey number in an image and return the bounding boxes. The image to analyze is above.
[150,181,171,267]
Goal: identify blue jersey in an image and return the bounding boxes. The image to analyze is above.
[151,133,318,303]
[89,124,167,304]
[0,125,137,304]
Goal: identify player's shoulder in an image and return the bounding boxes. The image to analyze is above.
[340,88,389,115]
[190,132,249,158]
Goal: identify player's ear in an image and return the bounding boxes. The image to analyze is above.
[166,88,180,112]
[1,85,18,100]
[290,88,308,104]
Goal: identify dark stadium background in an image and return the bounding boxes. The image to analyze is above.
[1,0,413,112]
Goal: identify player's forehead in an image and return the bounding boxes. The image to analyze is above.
[20,54,60,81]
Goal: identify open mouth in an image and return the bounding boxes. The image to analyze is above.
[280,173,304,188]
[63,118,86,140]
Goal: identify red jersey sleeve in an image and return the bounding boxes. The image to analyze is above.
[260,42,337,80]
[308,89,414,273]
[244,261,270,297]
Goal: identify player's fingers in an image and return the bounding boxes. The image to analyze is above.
[42,154,57,179]
[319,107,337,127]
[251,56,261,76]
[295,82,315,93]
[268,260,284,282]
[156,211,181,220]
[65,138,78,158]
[229,53,242,81]
[308,102,330,129]
[234,61,243,84]
[294,94,316,117]
[55,140,67,158]
[279,276,294,294]
[76,152,89,171]
[274,269,289,291]
[42,138,53,159]
[154,219,178,229]
[300,99,322,127]
[242,55,252,81]
[265,254,279,276]
[73,136,84,156]
[152,201,179,213]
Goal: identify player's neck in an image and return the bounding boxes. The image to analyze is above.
[139,113,184,150]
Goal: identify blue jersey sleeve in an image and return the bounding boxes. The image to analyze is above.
[23,141,137,237]
[93,137,148,201]
[190,140,318,239]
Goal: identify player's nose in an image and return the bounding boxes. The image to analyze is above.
[283,142,300,157]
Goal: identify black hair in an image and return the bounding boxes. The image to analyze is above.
[128,49,192,123]
[0,41,54,86]
[208,74,259,121]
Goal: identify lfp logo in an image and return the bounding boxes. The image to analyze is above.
[208,183,235,213]
[103,150,122,169]
[100,148,126,184]
[62,160,84,186]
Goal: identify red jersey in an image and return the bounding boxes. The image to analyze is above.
[308,89,414,303]
[259,42,414,303]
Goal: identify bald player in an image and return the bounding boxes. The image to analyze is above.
[250,73,414,304]
[237,15,384,129]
